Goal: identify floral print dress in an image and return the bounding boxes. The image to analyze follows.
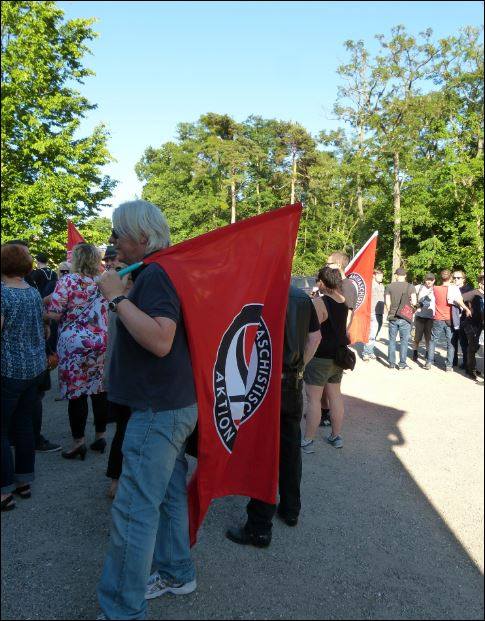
[48,274,108,400]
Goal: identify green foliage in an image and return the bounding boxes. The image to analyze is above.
[136,26,482,282]
[1,0,117,263]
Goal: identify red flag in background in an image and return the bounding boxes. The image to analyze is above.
[344,231,378,344]
[67,220,85,260]
[144,204,302,545]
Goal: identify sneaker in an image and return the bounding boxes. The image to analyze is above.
[96,615,106,620]
[369,354,376,360]
[319,409,331,427]
[424,362,431,370]
[145,572,197,600]
[466,370,478,380]
[399,364,412,371]
[445,366,453,373]
[389,364,399,370]
[362,354,370,362]
[327,435,343,449]
[36,436,62,453]
[300,438,315,453]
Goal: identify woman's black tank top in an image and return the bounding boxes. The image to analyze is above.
[315,295,349,359]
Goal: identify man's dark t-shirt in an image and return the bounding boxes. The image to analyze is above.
[108,263,196,412]
[341,278,358,311]
[283,286,319,374]
[385,281,415,321]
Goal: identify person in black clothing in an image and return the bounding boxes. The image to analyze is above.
[226,285,321,548]
[462,275,484,381]
[31,253,58,297]
[302,267,349,452]
[451,270,473,368]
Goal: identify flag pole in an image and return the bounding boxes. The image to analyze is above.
[345,231,378,274]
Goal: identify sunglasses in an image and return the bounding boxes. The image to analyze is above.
[453,276,464,280]
[111,229,119,239]
[60,270,69,275]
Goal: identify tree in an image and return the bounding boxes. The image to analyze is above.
[79,216,112,247]
[1,0,116,260]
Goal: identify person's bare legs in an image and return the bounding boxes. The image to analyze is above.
[320,386,329,410]
[326,383,344,437]
[304,383,324,440]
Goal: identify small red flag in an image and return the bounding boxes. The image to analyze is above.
[67,220,86,260]
[345,231,378,344]
[144,204,302,545]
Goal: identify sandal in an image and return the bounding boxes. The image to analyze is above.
[13,484,31,499]
[1,495,16,511]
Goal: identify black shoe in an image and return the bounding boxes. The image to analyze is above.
[412,350,418,362]
[36,436,62,453]
[90,438,107,453]
[277,507,298,527]
[13,484,31,499]
[466,370,478,380]
[1,495,15,512]
[319,409,331,427]
[61,444,87,461]
[226,527,271,548]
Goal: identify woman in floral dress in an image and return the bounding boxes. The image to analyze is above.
[47,244,109,460]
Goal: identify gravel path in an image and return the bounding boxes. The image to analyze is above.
[1,335,483,620]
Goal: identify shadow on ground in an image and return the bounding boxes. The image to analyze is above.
[1,387,483,620]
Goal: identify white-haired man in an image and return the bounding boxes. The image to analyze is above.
[96,200,198,620]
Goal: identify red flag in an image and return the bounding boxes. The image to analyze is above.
[67,220,85,260]
[144,204,302,545]
[344,231,378,344]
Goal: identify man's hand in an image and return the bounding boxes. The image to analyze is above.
[464,306,472,318]
[98,269,125,302]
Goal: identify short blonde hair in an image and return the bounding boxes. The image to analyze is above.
[327,251,350,270]
[70,243,101,278]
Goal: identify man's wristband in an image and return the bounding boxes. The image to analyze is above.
[108,295,128,312]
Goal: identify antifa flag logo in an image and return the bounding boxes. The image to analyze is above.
[213,304,272,453]
[347,272,367,310]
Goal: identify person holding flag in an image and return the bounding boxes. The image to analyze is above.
[96,200,198,620]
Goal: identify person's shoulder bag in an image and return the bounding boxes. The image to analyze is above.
[396,284,415,324]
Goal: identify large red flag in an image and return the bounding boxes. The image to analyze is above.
[344,231,378,344]
[143,204,302,545]
[67,220,86,260]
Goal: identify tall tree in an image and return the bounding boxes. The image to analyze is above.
[1,0,116,259]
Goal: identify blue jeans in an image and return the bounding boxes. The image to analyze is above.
[97,403,198,620]
[363,315,379,357]
[428,320,454,368]
[1,373,44,494]
[388,319,411,367]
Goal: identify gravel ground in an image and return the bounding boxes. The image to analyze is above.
[1,335,483,620]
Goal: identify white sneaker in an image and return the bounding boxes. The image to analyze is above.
[145,572,197,600]
[300,438,315,454]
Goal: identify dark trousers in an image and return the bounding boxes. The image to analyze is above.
[463,324,482,373]
[106,402,131,480]
[246,379,303,536]
[451,327,469,367]
[375,314,383,339]
[1,373,44,494]
[414,316,433,351]
[68,392,108,440]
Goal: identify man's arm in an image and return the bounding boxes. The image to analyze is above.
[99,268,177,358]
[303,330,321,366]
[116,300,176,358]
[385,293,392,315]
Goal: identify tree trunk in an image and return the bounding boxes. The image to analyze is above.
[256,182,261,214]
[356,124,364,218]
[392,151,402,274]
[290,152,297,204]
[230,178,236,224]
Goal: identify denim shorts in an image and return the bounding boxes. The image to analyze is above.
[303,357,343,385]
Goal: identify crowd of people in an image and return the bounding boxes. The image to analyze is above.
[1,200,483,620]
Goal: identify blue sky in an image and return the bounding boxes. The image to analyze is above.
[58,1,483,217]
